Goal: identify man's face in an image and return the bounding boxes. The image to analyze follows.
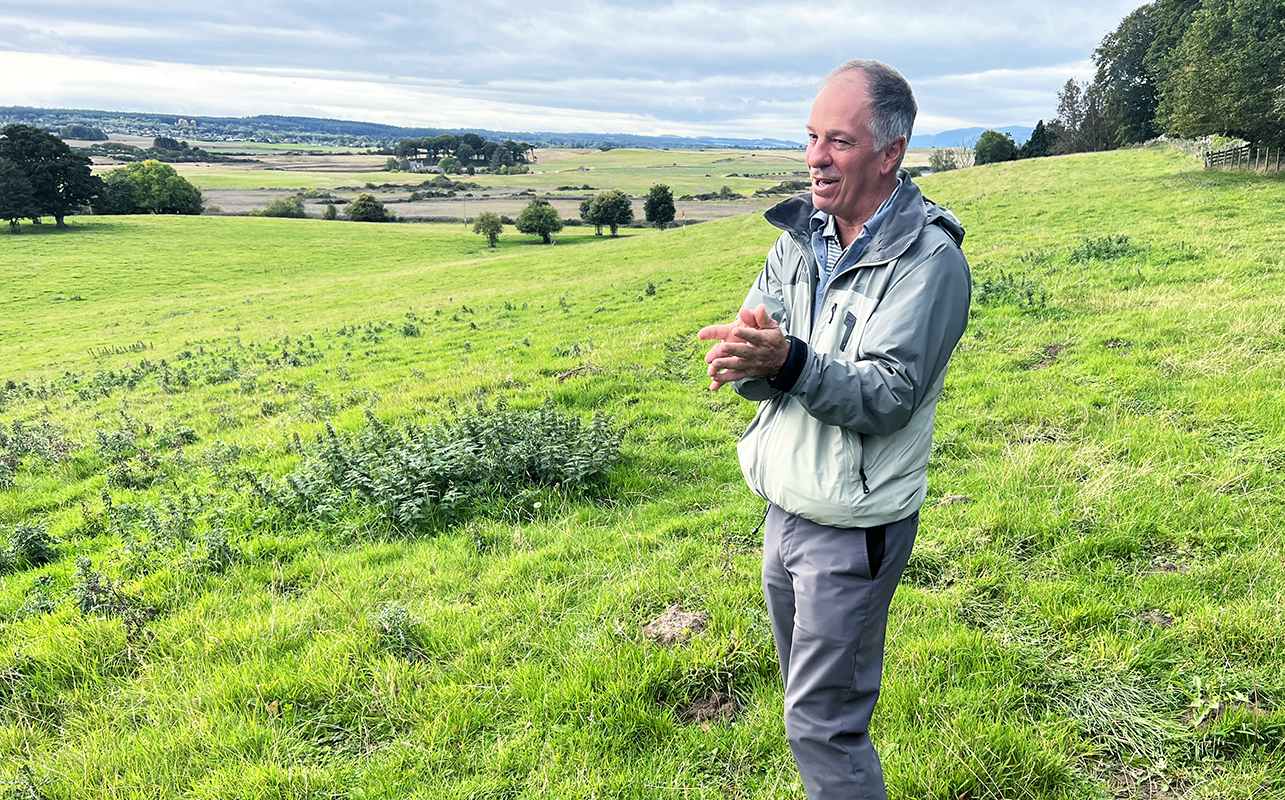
[806,76,897,225]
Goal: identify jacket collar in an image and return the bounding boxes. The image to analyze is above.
[764,170,965,263]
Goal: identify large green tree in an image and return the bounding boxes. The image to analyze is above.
[1146,0,1205,80]
[95,160,202,215]
[515,198,562,244]
[0,158,38,233]
[1158,0,1285,146]
[643,184,675,229]
[0,123,102,227]
[585,190,633,236]
[973,130,1019,165]
[1094,3,1161,144]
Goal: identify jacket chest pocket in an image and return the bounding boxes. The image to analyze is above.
[818,292,875,356]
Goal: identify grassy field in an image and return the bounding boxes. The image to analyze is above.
[2,145,1284,799]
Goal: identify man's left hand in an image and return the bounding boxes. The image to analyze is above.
[697,304,791,391]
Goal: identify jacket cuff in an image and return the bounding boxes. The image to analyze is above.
[768,335,807,393]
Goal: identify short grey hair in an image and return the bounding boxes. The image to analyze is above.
[822,60,917,153]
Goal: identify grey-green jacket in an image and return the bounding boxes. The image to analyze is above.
[734,175,971,528]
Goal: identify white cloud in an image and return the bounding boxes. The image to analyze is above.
[1,1,1145,139]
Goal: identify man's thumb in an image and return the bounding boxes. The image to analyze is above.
[754,304,778,329]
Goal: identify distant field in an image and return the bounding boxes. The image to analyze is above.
[4,146,1284,799]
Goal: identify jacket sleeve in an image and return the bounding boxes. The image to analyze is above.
[783,235,971,435]
[732,237,793,402]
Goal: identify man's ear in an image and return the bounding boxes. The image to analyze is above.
[881,136,907,175]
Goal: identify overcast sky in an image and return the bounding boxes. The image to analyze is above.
[1,1,1143,141]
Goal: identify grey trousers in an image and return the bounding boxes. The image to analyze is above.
[761,504,919,800]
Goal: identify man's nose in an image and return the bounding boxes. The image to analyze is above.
[807,141,829,169]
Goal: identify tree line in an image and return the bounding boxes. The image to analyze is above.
[388,134,536,175]
[961,0,1283,170]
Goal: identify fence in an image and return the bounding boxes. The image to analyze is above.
[1205,142,1284,173]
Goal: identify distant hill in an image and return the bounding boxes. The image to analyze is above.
[0,106,802,150]
[910,126,1035,149]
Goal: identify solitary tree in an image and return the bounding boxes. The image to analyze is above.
[515,198,562,244]
[644,184,675,229]
[322,203,338,220]
[587,189,633,236]
[0,123,102,227]
[344,193,393,222]
[0,158,37,233]
[472,211,503,247]
[973,130,1019,165]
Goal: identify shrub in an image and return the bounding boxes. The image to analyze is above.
[7,522,58,569]
[369,601,425,659]
[344,193,393,223]
[255,195,305,218]
[269,401,624,532]
[322,203,337,220]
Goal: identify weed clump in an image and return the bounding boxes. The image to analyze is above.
[2,765,51,800]
[973,269,1048,310]
[1069,235,1138,262]
[6,523,58,570]
[369,601,425,659]
[71,556,157,646]
[268,400,624,532]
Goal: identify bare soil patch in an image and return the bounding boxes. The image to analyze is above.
[679,691,739,725]
[1137,609,1175,629]
[1032,344,1067,369]
[642,605,708,644]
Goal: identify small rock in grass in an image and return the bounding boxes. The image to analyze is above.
[642,604,708,644]
[935,494,971,508]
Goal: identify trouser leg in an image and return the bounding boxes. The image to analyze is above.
[761,506,919,800]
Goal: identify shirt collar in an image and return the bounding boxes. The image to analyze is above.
[809,175,904,240]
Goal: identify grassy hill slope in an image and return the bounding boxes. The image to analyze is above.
[1,145,1283,799]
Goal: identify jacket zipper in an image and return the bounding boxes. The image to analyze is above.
[858,433,870,493]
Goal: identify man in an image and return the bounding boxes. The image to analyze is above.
[698,60,971,799]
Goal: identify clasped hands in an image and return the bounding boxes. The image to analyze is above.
[697,304,790,391]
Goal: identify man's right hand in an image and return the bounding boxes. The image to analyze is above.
[697,304,789,391]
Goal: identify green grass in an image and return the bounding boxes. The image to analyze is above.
[2,144,1284,799]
